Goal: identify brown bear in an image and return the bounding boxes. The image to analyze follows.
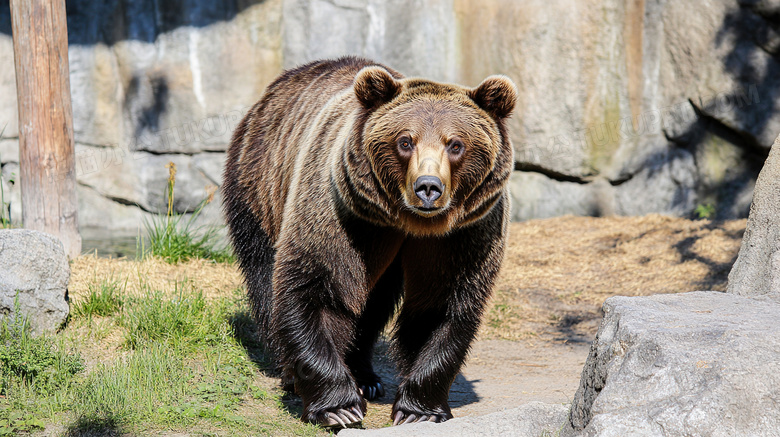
[222,56,516,428]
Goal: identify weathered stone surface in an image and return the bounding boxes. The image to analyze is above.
[459,0,773,218]
[0,0,280,231]
[1,1,281,150]
[340,402,569,437]
[66,0,281,154]
[77,184,151,232]
[613,149,698,216]
[74,143,221,216]
[568,291,780,437]
[509,172,611,221]
[665,0,780,149]
[0,230,70,335]
[0,7,16,141]
[282,0,460,82]
[0,138,18,164]
[728,134,780,296]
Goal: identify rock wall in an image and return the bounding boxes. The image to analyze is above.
[0,0,778,234]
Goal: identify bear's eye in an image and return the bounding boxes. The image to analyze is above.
[449,140,464,154]
[397,137,413,151]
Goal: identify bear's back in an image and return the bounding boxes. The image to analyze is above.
[226,57,398,240]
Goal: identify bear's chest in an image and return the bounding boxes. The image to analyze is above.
[342,220,406,290]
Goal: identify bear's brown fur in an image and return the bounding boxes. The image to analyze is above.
[222,57,516,428]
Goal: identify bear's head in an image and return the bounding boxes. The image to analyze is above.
[351,66,517,236]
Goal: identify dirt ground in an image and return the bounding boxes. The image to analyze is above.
[71,214,747,427]
[484,214,746,343]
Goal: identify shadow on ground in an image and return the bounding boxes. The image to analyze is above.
[65,415,124,437]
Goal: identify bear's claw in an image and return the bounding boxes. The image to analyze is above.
[359,382,385,400]
[392,410,447,426]
[316,406,364,429]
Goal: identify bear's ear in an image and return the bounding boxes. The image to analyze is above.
[469,75,518,120]
[354,66,401,110]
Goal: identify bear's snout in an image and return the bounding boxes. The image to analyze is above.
[404,143,452,216]
[413,176,444,208]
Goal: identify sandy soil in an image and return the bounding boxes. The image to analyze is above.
[354,340,589,427]
[70,215,746,427]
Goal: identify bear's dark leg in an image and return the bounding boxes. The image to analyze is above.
[271,244,368,428]
[345,257,404,400]
[391,200,507,425]
[224,199,275,343]
[222,169,278,355]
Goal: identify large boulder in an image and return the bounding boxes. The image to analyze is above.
[0,230,70,335]
[340,402,569,437]
[567,291,780,436]
[728,134,780,296]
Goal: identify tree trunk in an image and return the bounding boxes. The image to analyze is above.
[10,0,81,259]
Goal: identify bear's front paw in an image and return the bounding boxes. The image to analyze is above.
[391,406,452,426]
[304,404,365,429]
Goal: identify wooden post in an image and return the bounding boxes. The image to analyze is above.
[10,0,81,258]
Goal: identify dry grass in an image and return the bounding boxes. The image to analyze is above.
[481,214,746,342]
[68,256,247,374]
[70,255,244,302]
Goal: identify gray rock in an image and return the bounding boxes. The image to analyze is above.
[613,148,698,217]
[728,134,780,296]
[509,172,613,221]
[511,147,702,220]
[0,138,19,164]
[340,402,569,437]
[2,1,282,153]
[77,184,151,232]
[75,144,221,216]
[568,291,780,437]
[0,30,17,141]
[0,230,70,335]
[282,0,460,83]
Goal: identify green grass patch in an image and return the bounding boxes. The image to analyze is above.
[0,297,83,435]
[142,161,234,264]
[0,298,84,395]
[143,213,233,264]
[72,344,191,431]
[71,277,125,319]
[694,203,716,220]
[0,278,325,436]
[119,281,235,350]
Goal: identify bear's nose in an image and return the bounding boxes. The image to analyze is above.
[414,176,444,207]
